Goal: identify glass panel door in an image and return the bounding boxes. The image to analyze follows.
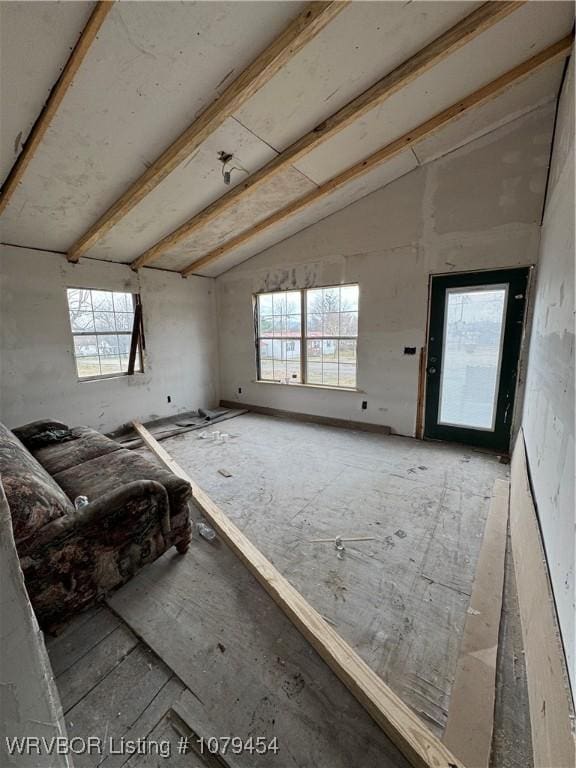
[424,268,529,451]
[438,285,508,431]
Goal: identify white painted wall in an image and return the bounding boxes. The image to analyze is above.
[217,105,554,436]
[522,56,575,692]
[0,246,219,433]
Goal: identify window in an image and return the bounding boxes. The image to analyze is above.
[66,288,143,379]
[256,284,359,389]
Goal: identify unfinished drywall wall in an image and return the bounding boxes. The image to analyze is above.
[0,246,219,433]
[217,105,554,436]
[522,56,575,693]
[0,483,71,768]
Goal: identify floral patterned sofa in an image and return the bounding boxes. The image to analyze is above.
[0,419,192,628]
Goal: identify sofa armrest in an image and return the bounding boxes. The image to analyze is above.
[12,419,70,444]
[19,480,170,556]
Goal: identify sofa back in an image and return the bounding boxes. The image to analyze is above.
[0,423,73,543]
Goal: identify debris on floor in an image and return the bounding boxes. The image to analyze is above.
[198,407,227,420]
[197,520,217,542]
[218,468,233,477]
[110,407,246,448]
[309,536,375,543]
[199,430,231,443]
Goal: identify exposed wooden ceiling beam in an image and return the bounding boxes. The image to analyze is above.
[0,1,114,215]
[132,1,524,271]
[181,35,573,277]
[66,1,348,262]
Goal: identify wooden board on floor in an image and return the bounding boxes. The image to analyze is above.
[108,528,412,768]
[103,676,187,768]
[47,605,230,768]
[510,430,575,768]
[46,606,120,677]
[64,644,172,768]
[56,624,138,713]
[491,536,534,768]
[443,478,509,767]
[131,420,464,768]
[137,411,510,737]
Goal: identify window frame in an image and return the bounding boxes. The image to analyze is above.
[254,283,359,390]
[66,287,144,382]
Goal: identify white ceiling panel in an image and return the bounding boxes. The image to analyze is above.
[0,1,94,185]
[180,149,419,277]
[293,1,573,184]
[1,1,306,250]
[86,116,280,264]
[152,165,318,272]
[161,58,562,277]
[413,60,565,164]
[234,1,481,152]
[2,1,571,276]
[184,60,563,278]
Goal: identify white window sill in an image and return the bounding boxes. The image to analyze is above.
[254,379,363,394]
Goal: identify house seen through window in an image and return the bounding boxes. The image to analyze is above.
[66,288,143,379]
[256,284,359,389]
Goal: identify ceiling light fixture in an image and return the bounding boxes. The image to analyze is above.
[217,150,248,186]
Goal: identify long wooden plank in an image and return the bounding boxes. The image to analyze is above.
[181,35,573,276]
[442,479,509,768]
[132,420,465,768]
[509,429,575,768]
[66,2,347,262]
[131,0,523,270]
[0,2,114,215]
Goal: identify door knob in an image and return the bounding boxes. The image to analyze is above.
[428,366,437,375]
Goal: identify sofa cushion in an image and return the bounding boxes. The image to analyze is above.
[53,448,191,514]
[0,423,74,542]
[32,426,123,475]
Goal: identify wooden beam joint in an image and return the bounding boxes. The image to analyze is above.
[130,0,525,271]
[66,1,348,262]
[180,33,573,276]
[0,2,114,215]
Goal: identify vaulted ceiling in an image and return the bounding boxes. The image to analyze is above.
[1,1,573,277]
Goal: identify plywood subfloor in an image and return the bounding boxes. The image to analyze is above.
[134,414,509,733]
[108,537,412,768]
[46,415,532,767]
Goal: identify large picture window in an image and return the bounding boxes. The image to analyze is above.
[66,288,143,379]
[256,284,359,389]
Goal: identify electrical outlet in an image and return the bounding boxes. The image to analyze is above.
[361,400,367,410]
[167,395,171,403]
[238,387,242,394]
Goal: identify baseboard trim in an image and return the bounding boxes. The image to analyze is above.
[219,400,392,436]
